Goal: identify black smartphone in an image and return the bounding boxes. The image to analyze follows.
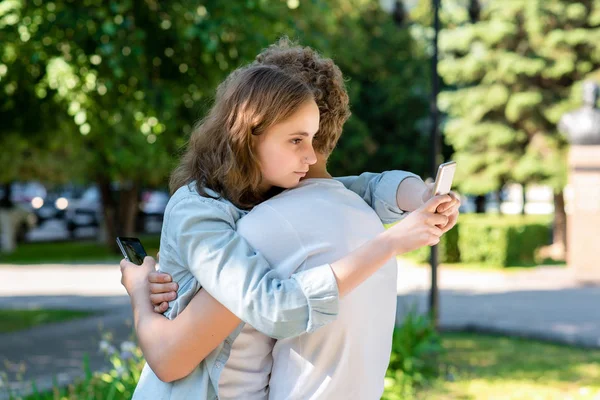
[116,236,148,265]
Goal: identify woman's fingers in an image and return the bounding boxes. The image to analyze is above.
[120,258,135,270]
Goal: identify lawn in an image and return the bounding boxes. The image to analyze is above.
[0,309,96,333]
[0,235,160,264]
[416,332,600,400]
[9,331,599,400]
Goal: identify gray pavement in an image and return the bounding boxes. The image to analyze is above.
[395,260,600,348]
[1,264,132,398]
[1,260,599,397]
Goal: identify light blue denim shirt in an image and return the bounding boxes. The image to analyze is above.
[133,171,420,400]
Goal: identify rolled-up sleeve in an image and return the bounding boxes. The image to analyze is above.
[336,171,422,225]
[166,196,339,339]
[291,264,339,332]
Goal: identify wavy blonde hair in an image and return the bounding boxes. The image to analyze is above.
[169,65,314,209]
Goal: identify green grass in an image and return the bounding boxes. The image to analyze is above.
[0,309,96,333]
[415,332,600,400]
[0,235,160,264]
[10,331,600,400]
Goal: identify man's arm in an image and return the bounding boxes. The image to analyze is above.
[335,171,428,224]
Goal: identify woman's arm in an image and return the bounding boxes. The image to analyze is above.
[121,260,239,382]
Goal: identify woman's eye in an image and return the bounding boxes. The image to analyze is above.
[291,139,302,144]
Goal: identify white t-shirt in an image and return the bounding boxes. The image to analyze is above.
[218,178,397,400]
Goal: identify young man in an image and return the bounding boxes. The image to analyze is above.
[219,157,453,399]
[123,40,459,399]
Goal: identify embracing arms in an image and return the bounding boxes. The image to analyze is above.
[121,193,456,382]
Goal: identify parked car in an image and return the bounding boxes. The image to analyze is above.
[139,190,169,218]
[63,186,170,236]
[0,204,37,244]
[33,189,76,223]
[13,204,38,243]
[0,182,42,244]
[65,186,102,236]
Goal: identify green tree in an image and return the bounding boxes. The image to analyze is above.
[2,0,434,251]
[294,0,432,177]
[0,0,300,249]
[437,0,600,255]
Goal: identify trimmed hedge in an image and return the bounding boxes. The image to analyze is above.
[405,225,460,264]
[404,214,552,267]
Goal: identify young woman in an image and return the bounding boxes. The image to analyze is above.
[121,62,455,399]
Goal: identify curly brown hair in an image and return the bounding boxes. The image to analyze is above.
[169,64,314,209]
[255,37,351,155]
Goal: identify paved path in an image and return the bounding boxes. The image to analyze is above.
[1,261,599,397]
[395,262,600,348]
[0,264,132,398]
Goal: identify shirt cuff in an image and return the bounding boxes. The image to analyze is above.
[291,263,339,333]
[375,171,422,210]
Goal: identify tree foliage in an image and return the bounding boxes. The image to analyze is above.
[1,0,435,248]
[0,0,303,187]
[437,0,600,194]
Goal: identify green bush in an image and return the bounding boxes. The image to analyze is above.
[6,334,144,400]
[404,224,460,264]
[458,214,551,267]
[404,214,551,268]
[7,314,443,400]
[383,308,443,400]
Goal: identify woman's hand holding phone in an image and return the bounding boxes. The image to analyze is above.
[120,256,157,298]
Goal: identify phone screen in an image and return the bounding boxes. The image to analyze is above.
[116,237,147,265]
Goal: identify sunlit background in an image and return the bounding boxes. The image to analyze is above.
[1,0,600,399]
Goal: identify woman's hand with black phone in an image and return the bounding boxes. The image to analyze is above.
[116,237,148,265]
[120,256,156,297]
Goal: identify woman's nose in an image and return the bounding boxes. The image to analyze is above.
[304,146,317,165]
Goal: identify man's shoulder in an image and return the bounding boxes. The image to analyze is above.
[238,198,289,230]
[235,194,306,252]
[236,184,322,233]
[246,182,339,220]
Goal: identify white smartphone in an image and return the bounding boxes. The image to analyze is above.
[433,161,456,195]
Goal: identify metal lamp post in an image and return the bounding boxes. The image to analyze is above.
[384,0,480,329]
[429,0,442,328]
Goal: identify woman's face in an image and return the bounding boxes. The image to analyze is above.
[255,99,320,191]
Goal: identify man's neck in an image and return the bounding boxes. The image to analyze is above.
[305,153,332,180]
